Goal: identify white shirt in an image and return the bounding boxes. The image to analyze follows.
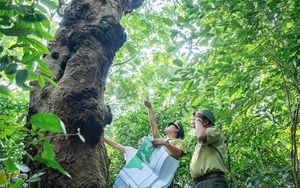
[124,146,138,164]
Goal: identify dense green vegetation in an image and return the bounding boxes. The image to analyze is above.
[1,0,299,187]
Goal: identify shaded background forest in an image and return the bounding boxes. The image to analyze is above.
[0,0,299,187]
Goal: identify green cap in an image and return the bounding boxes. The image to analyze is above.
[168,120,185,139]
[202,110,215,125]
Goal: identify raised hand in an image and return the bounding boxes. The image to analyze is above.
[144,97,152,108]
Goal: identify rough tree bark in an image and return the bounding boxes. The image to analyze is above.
[25,0,144,187]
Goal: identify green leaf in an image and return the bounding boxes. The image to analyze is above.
[23,14,37,22]
[36,13,50,28]
[45,76,59,87]
[0,5,19,10]
[20,83,34,91]
[27,70,38,81]
[166,46,175,52]
[170,77,181,82]
[15,69,28,87]
[26,38,50,54]
[0,85,11,95]
[0,55,9,70]
[14,163,30,172]
[34,22,44,38]
[37,74,45,87]
[177,16,185,23]
[162,18,173,26]
[0,172,8,185]
[41,30,55,40]
[5,63,18,75]
[22,51,43,64]
[0,28,33,36]
[30,113,64,133]
[40,0,58,10]
[173,59,183,67]
[37,59,55,77]
[26,172,45,183]
[41,138,55,160]
[34,4,48,13]
[8,178,26,188]
[9,43,29,50]
[5,159,18,173]
[34,156,70,177]
[200,26,211,35]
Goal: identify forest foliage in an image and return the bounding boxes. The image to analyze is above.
[0,0,299,187]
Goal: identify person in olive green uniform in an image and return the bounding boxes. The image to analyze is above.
[144,98,187,159]
[190,109,228,188]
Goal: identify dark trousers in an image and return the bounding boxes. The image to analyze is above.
[194,176,228,188]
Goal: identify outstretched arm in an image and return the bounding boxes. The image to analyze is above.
[144,97,158,136]
[104,137,126,153]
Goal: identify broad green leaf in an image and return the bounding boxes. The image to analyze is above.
[0,5,20,10]
[177,16,185,23]
[5,159,18,173]
[0,172,7,185]
[162,18,173,26]
[15,69,28,87]
[166,46,175,52]
[22,51,43,64]
[23,14,37,22]
[0,28,33,36]
[5,63,18,75]
[26,37,50,54]
[36,13,50,28]
[0,19,11,26]
[199,26,211,35]
[34,156,70,177]
[34,22,44,38]
[27,70,38,81]
[30,113,64,133]
[0,55,9,70]
[4,125,17,136]
[172,59,183,67]
[0,85,11,95]
[41,137,55,160]
[42,30,55,40]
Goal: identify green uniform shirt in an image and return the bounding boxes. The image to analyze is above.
[153,132,187,160]
[190,126,226,179]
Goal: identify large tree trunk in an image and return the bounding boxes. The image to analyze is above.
[25,0,143,187]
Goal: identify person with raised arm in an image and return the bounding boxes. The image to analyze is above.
[144,97,187,160]
[190,110,228,187]
[104,136,146,164]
